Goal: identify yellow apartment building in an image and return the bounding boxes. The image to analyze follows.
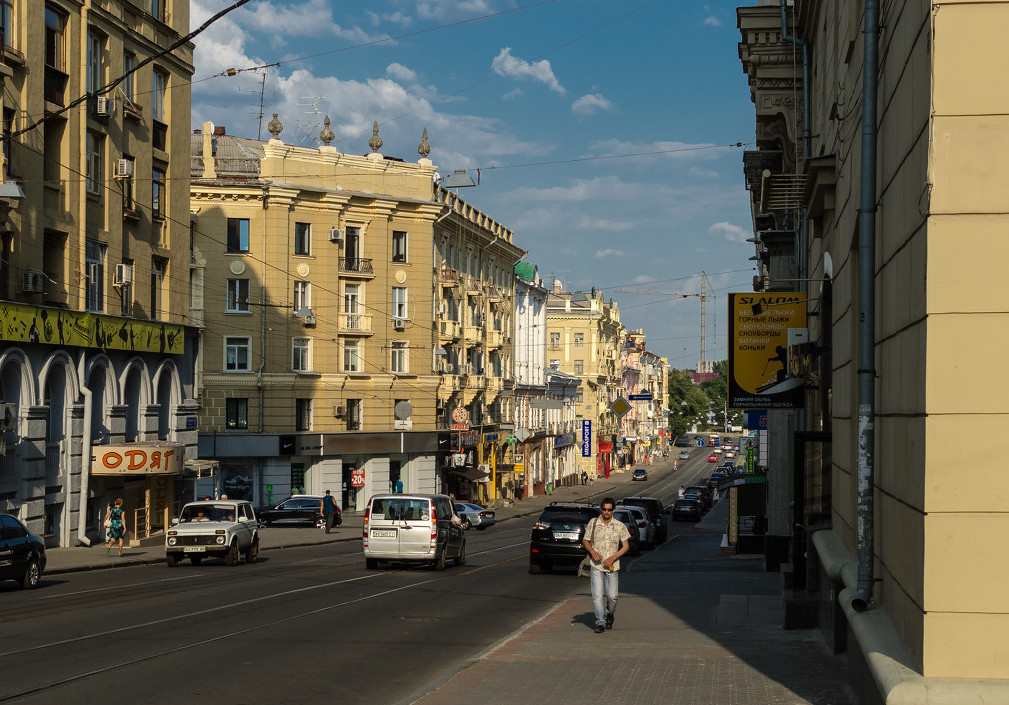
[739,1,1009,700]
[0,0,198,546]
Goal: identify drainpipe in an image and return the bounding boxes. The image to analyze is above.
[852,0,880,613]
[76,351,93,546]
[257,186,269,431]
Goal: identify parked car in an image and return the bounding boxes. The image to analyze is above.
[364,494,466,570]
[611,508,642,556]
[707,472,725,490]
[632,468,648,481]
[0,513,46,589]
[166,500,260,567]
[454,502,496,530]
[529,502,600,574]
[686,485,712,510]
[615,505,655,549]
[619,497,669,544]
[707,453,718,462]
[256,495,341,529]
[678,450,690,460]
[672,498,702,522]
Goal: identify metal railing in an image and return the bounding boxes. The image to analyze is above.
[339,258,374,275]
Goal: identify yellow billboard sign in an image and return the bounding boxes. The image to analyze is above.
[0,302,184,354]
[728,293,806,410]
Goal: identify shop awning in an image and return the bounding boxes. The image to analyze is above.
[183,458,219,479]
[450,467,489,481]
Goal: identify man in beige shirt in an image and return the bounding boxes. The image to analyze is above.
[582,497,631,633]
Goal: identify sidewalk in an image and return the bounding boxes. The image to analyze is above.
[406,502,854,705]
[42,470,627,575]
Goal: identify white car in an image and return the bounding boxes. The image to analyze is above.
[165,500,260,567]
[615,505,655,549]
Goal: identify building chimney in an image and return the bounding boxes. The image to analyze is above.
[202,122,217,179]
[213,126,226,136]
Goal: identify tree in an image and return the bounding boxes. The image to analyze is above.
[666,368,709,439]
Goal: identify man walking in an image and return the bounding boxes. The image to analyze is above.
[321,490,339,533]
[582,497,631,633]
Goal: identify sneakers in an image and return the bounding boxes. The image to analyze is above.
[605,613,614,630]
[594,624,605,633]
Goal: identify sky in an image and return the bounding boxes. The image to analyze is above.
[189,0,759,370]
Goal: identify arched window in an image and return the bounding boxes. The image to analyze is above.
[123,367,142,442]
[156,371,173,441]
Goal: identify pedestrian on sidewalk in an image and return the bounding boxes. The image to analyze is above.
[321,490,339,533]
[581,471,588,486]
[104,497,126,557]
[582,497,630,634]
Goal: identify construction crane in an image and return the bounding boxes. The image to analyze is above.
[615,271,713,372]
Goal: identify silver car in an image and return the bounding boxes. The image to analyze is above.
[453,502,496,530]
[615,505,655,549]
[165,501,260,567]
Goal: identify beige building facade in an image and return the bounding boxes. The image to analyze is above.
[739,0,1009,699]
[0,0,198,547]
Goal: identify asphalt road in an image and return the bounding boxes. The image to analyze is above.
[0,455,719,705]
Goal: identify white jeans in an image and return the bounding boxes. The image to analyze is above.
[589,567,619,626]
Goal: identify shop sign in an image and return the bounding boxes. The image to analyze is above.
[91,442,185,475]
[451,407,469,430]
[581,420,592,457]
[350,468,365,487]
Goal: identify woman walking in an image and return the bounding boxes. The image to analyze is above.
[105,498,126,557]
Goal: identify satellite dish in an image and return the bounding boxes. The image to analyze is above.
[394,401,413,420]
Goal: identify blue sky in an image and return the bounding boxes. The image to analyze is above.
[190,0,758,369]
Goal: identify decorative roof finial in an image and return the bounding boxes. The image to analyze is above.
[319,116,335,146]
[418,127,430,158]
[368,121,383,153]
[267,113,283,140]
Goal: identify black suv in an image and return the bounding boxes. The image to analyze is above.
[528,502,600,574]
[256,495,341,529]
[620,496,669,544]
[0,513,46,589]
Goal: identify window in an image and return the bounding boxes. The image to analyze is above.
[152,165,165,219]
[576,388,584,403]
[120,155,136,212]
[120,259,133,317]
[85,132,103,195]
[294,222,311,255]
[87,32,102,94]
[150,258,165,320]
[296,399,312,431]
[152,68,167,121]
[227,218,250,252]
[344,340,360,373]
[3,108,14,177]
[45,7,64,70]
[152,0,167,23]
[392,287,408,320]
[293,280,311,313]
[391,341,407,373]
[85,240,106,312]
[392,231,407,262]
[1,1,15,51]
[550,332,560,348]
[346,399,362,430]
[225,337,250,372]
[574,360,584,375]
[226,398,248,430]
[226,278,249,312]
[292,338,310,372]
[123,52,136,103]
[574,333,584,348]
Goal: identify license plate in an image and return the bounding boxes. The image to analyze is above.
[553,531,578,540]
[183,546,206,553]
[372,529,397,538]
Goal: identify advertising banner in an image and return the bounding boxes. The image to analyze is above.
[91,442,185,475]
[728,293,806,410]
[581,420,592,457]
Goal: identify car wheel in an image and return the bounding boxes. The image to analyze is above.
[166,553,179,567]
[528,561,542,575]
[455,541,467,567]
[190,555,203,566]
[315,516,326,530]
[224,541,239,567]
[21,558,41,589]
[433,548,447,571]
[245,538,260,564]
[365,557,378,570]
[461,518,472,530]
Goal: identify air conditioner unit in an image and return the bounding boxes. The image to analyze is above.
[303,314,317,327]
[392,317,408,330]
[328,227,344,243]
[94,96,114,117]
[114,159,134,179]
[22,269,43,294]
[113,263,133,287]
[333,404,346,418]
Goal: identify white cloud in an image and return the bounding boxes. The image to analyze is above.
[595,249,624,258]
[571,93,613,116]
[689,166,719,178]
[709,221,748,243]
[703,16,722,27]
[386,63,417,82]
[492,48,565,94]
[502,87,524,101]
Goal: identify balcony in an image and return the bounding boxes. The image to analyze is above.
[338,311,373,334]
[44,66,68,106]
[440,267,459,286]
[339,258,374,277]
[43,182,72,221]
[487,330,504,348]
[439,319,461,339]
[462,324,482,345]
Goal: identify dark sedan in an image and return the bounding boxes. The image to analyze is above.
[672,498,702,522]
[631,468,648,481]
[256,495,341,529]
[0,513,46,589]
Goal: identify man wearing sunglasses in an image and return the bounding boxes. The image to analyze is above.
[582,497,631,633]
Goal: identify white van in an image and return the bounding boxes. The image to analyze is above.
[362,494,467,570]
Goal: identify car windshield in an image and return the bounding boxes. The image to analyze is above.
[371,498,431,521]
[180,504,236,522]
[539,507,598,523]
